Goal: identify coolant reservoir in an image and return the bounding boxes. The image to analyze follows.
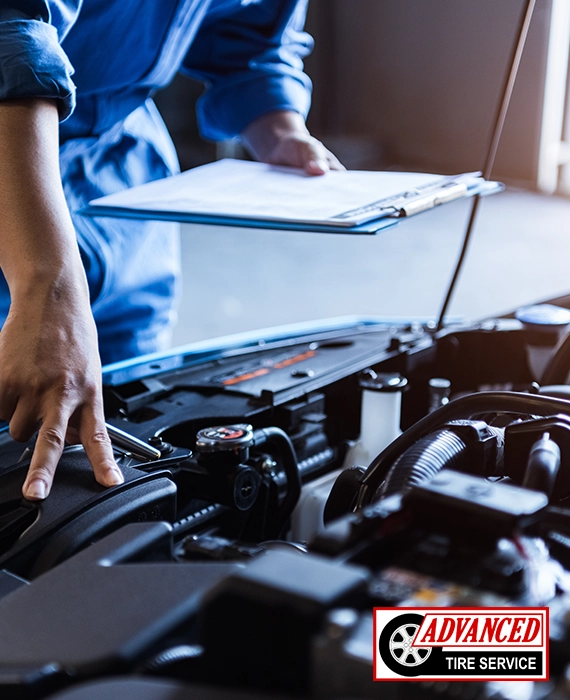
[292,371,407,542]
[342,371,407,470]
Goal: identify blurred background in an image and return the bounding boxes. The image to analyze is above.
[149,0,570,347]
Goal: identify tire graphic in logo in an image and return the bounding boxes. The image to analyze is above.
[379,613,440,677]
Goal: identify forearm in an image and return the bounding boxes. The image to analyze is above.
[0,98,85,301]
[0,96,120,500]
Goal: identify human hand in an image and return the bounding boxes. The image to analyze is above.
[264,130,344,176]
[0,98,123,500]
[0,270,123,500]
[240,110,344,176]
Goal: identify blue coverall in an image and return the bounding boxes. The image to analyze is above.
[0,0,313,363]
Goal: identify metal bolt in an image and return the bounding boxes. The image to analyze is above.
[148,435,173,454]
[261,457,278,476]
[291,368,315,378]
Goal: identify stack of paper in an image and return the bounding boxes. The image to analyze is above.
[84,158,502,235]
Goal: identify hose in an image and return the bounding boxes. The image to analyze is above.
[523,433,561,499]
[380,429,467,498]
[253,427,301,535]
[356,391,570,509]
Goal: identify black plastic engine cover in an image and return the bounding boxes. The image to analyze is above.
[0,447,177,578]
[0,523,239,698]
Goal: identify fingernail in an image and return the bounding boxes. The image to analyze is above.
[311,159,328,172]
[105,468,124,487]
[24,479,46,500]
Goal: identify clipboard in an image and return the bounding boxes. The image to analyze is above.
[82,159,504,235]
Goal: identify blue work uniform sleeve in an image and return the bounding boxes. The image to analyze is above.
[182,0,313,142]
[0,1,78,119]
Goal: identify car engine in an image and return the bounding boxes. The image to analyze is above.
[2,302,570,699]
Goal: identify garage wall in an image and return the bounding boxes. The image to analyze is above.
[305,0,553,186]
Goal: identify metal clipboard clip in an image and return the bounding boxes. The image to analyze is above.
[330,172,483,226]
[391,180,469,218]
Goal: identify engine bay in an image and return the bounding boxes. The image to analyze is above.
[2,301,570,698]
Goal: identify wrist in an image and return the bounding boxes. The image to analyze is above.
[9,256,89,309]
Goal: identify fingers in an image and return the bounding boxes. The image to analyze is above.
[267,132,345,176]
[0,389,18,427]
[302,141,346,177]
[325,151,346,172]
[0,270,121,502]
[8,399,40,443]
[78,408,123,488]
[0,390,61,499]
[20,402,123,501]
[305,158,329,176]
[22,414,68,500]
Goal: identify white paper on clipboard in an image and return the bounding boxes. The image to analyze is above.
[87,158,489,229]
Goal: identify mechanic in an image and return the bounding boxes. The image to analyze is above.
[0,0,342,501]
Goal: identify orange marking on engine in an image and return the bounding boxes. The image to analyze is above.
[222,368,270,386]
[274,350,316,369]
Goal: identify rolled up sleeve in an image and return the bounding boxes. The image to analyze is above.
[182,0,313,141]
[0,2,78,120]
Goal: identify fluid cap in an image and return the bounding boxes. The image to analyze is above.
[516,304,570,336]
[358,370,408,392]
[195,424,254,467]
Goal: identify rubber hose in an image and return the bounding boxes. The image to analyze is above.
[357,391,570,509]
[253,426,301,535]
[380,429,467,498]
[523,435,561,499]
[323,466,365,524]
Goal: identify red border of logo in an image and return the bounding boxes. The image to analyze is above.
[372,606,550,682]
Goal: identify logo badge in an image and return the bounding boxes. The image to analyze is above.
[373,607,549,681]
